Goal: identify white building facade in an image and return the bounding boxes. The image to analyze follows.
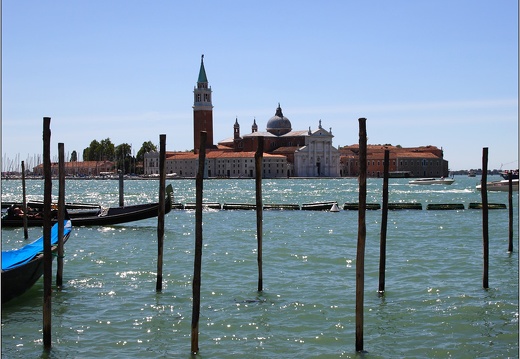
[293,122,340,177]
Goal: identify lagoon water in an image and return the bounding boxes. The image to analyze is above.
[1,176,518,358]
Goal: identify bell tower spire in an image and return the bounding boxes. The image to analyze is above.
[193,54,214,152]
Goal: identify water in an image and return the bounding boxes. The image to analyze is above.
[1,176,518,358]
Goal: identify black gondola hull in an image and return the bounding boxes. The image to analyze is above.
[2,185,173,227]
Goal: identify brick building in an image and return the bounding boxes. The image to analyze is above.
[339,144,449,178]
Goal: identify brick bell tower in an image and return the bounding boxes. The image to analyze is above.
[193,54,214,153]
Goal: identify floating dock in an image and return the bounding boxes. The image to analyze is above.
[169,201,508,211]
[343,203,381,210]
[468,202,507,209]
[388,203,422,210]
[426,203,465,210]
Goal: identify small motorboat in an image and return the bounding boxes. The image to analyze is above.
[301,201,338,211]
[476,179,519,192]
[408,177,455,185]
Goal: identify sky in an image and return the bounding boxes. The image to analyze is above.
[1,1,518,171]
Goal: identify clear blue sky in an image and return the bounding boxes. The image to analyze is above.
[2,1,518,171]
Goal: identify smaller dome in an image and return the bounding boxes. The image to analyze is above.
[266,104,292,136]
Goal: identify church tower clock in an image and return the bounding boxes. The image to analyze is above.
[193,55,214,152]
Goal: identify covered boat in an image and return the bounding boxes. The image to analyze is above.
[2,220,72,303]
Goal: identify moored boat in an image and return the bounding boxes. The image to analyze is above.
[1,185,173,227]
[301,201,338,211]
[2,220,72,303]
[409,177,455,185]
[1,200,101,211]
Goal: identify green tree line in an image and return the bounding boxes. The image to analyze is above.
[75,138,157,174]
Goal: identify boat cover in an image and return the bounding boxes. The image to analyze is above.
[2,220,72,271]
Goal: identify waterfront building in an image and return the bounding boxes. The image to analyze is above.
[144,150,287,178]
[143,56,448,178]
[339,144,449,178]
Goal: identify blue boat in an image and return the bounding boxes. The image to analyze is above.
[1,220,72,303]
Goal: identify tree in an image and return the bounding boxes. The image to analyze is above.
[82,138,115,161]
[80,139,158,174]
[136,141,157,163]
[115,143,132,173]
[99,138,115,161]
[83,140,99,161]
[70,150,78,162]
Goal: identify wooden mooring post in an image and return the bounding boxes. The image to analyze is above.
[356,118,367,352]
[255,137,264,292]
[21,160,29,239]
[118,170,124,207]
[42,117,52,350]
[156,134,166,292]
[56,143,65,288]
[481,147,489,289]
[191,131,207,355]
[508,172,514,253]
[378,149,389,295]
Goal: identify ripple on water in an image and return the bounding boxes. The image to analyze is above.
[1,177,517,358]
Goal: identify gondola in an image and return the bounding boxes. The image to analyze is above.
[2,219,72,303]
[1,200,101,211]
[1,184,173,227]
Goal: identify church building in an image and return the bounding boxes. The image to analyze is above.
[218,106,340,177]
[144,56,341,178]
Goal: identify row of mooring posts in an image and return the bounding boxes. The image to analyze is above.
[31,117,514,354]
[184,123,516,355]
[358,133,515,352]
[34,122,182,351]
[38,117,127,351]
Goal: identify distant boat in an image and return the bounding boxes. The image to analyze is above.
[468,170,476,177]
[499,169,518,180]
[301,201,338,211]
[2,220,72,303]
[476,179,519,192]
[409,177,455,185]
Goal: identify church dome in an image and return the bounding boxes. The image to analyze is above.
[266,104,292,136]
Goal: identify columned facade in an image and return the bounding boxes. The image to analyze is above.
[293,122,340,177]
